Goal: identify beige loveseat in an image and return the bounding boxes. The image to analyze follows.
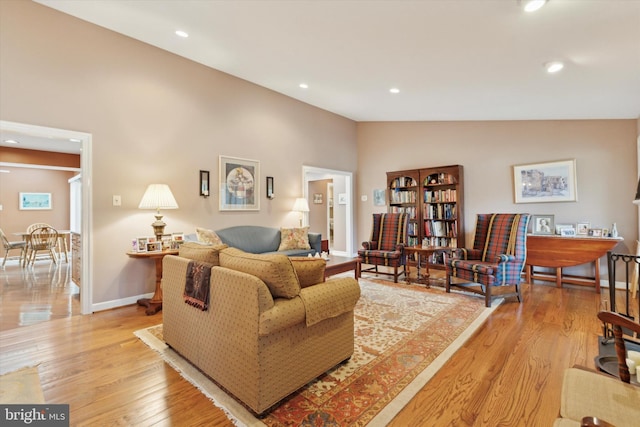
[162,243,361,414]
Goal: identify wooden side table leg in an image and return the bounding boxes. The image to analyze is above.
[137,257,163,315]
[526,265,532,284]
[556,267,562,288]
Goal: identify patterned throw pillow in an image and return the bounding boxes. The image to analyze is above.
[278,227,311,251]
[196,227,223,245]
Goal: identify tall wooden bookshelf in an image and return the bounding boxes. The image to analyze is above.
[387,169,420,248]
[387,165,465,269]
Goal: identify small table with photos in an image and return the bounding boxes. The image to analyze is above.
[126,249,179,315]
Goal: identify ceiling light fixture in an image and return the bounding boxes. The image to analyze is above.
[299,83,308,89]
[389,88,400,94]
[545,61,564,73]
[3,139,18,144]
[175,30,189,38]
[523,0,547,12]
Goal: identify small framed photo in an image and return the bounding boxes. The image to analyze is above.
[589,228,603,237]
[576,222,590,235]
[172,232,184,242]
[560,228,576,237]
[532,214,554,235]
[555,223,574,235]
[161,234,172,250]
[136,237,149,253]
[146,241,162,252]
[313,193,323,204]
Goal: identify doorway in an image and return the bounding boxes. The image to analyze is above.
[0,120,92,315]
[302,166,354,256]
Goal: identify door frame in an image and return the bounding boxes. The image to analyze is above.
[0,120,93,314]
[302,165,354,256]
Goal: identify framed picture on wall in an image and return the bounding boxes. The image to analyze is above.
[513,159,577,203]
[19,192,52,210]
[219,155,260,211]
[313,193,323,204]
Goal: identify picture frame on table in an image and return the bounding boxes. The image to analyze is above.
[555,224,574,235]
[146,241,162,252]
[560,228,577,237]
[576,222,590,235]
[531,214,554,235]
[219,155,260,211]
[136,237,149,253]
[589,228,603,237]
[513,159,577,204]
[19,192,52,210]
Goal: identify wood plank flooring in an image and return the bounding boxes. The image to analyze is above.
[0,260,637,426]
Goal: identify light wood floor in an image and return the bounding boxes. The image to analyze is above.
[0,260,637,426]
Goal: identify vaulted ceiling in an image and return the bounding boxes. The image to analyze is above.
[33,0,639,122]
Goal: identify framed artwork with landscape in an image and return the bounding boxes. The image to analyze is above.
[219,155,260,211]
[513,159,577,203]
[19,192,52,210]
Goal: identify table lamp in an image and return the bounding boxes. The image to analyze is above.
[138,184,179,241]
[293,197,309,227]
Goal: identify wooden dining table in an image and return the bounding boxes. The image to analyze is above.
[14,229,71,266]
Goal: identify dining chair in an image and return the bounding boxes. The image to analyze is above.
[26,226,59,266]
[1,228,27,269]
[24,223,54,265]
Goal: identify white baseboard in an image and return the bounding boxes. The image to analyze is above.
[91,292,153,313]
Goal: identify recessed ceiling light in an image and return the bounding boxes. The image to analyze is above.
[299,83,309,89]
[389,88,400,94]
[69,138,81,143]
[0,170,10,174]
[545,61,564,73]
[524,0,547,13]
[3,139,18,144]
[175,30,189,38]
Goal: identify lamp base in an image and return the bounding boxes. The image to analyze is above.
[151,214,166,242]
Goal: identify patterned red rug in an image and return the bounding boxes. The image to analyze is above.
[136,276,498,426]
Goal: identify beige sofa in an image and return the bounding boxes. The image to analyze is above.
[162,243,361,414]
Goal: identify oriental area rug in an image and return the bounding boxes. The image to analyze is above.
[135,276,499,426]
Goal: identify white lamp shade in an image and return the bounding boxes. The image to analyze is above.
[138,184,179,210]
[293,197,310,212]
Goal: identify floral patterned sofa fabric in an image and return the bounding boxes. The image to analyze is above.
[162,247,360,415]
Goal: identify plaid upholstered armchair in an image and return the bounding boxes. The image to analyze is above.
[358,213,409,283]
[445,213,530,307]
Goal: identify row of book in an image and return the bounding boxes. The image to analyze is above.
[423,203,457,220]
[423,236,458,248]
[390,189,416,204]
[389,206,417,219]
[389,177,417,189]
[424,220,458,237]
[424,173,456,185]
[423,189,457,203]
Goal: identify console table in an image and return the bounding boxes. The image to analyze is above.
[127,249,178,315]
[525,235,623,292]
